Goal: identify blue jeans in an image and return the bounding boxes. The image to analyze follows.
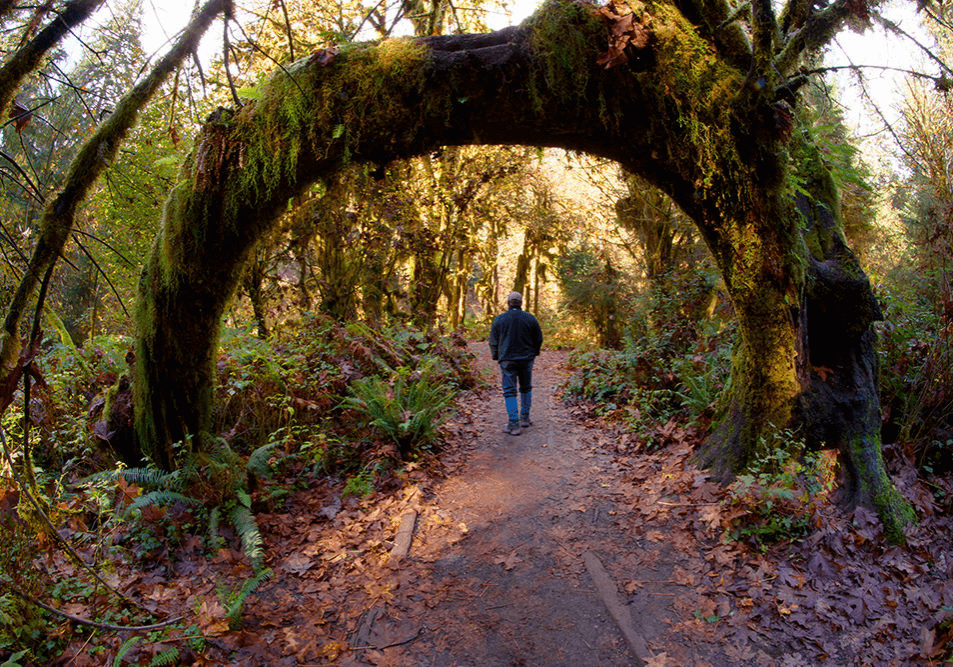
[500,359,534,420]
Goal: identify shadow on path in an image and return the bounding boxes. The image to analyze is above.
[346,345,677,666]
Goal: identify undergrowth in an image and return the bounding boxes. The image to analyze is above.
[0,314,478,663]
[563,313,734,448]
[720,434,838,552]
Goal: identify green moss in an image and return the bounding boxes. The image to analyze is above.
[643,2,747,198]
[845,413,917,545]
[873,486,918,544]
[526,0,605,111]
[217,37,430,224]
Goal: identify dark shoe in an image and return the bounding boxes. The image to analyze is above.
[519,416,532,428]
[503,420,522,435]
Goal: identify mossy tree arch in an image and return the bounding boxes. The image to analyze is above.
[136,0,915,538]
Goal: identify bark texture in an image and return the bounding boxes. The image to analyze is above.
[137,0,913,538]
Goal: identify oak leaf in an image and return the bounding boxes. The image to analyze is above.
[494,550,522,570]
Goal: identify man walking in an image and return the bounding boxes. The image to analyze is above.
[488,291,543,435]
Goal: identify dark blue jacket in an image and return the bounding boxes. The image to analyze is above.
[488,307,543,361]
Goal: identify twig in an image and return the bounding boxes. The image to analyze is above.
[72,235,130,318]
[656,501,720,507]
[278,0,294,62]
[486,602,514,610]
[222,10,242,108]
[5,586,184,631]
[351,627,424,650]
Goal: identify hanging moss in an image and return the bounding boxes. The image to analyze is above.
[526,0,605,111]
[638,2,748,199]
[211,37,432,224]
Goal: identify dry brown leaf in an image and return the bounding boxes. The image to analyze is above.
[493,550,522,570]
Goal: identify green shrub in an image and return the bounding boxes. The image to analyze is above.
[876,284,953,470]
[563,313,734,438]
[214,314,479,455]
[341,357,456,457]
[555,242,633,349]
[721,435,836,552]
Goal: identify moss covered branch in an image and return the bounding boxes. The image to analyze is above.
[0,0,106,121]
[133,0,913,539]
[0,0,227,383]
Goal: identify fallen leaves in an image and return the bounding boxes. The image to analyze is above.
[493,550,522,571]
[196,597,230,637]
[42,348,953,664]
[596,1,653,69]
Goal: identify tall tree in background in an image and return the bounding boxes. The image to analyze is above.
[0,0,225,428]
[556,241,628,348]
[893,25,953,455]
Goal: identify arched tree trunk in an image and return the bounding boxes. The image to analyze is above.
[134,0,914,539]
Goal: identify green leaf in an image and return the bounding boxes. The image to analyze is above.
[1,649,28,667]
[237,85,262,100]
[155,155,180,169]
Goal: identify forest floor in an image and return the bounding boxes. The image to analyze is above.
[58,345,953,665]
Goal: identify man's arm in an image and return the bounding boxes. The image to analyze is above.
[488,318,499,360]
[533,317,543,355]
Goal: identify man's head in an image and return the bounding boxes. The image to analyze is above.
[507,291,522,309]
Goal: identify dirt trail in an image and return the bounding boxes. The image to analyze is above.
[52,340,952,664]
[238,343,950,666]
[339,345,681,666]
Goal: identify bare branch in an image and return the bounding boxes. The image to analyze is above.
[223,14,241,107]
[832,42,924,172]
[72,229,135,268]
[800,62,945,84]
[72,234,131,318]
[351,0,390,41]
[229,19,307,97]
[874,10,953,78]
[278,0,295,62]
[4,585,183,632]
[0,148,44,203]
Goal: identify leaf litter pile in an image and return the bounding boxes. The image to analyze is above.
[34,349,953,664]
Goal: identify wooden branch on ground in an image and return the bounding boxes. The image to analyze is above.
[389,510,418,561]
[5,586,183,632]
[583,551,653,665]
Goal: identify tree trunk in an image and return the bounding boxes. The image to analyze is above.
[242,254,270,339]
[135,0,913,538]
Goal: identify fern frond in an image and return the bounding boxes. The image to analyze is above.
[229,504,265,572]
[113,636,140,667]
[236,488,252,509]
[207,505,224,550]
[224,567,273,629]
[247,442,281,480]
[126,490,199,515]
[0,594,17,626]
[148,647,180,666]
[119,467,181,490]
